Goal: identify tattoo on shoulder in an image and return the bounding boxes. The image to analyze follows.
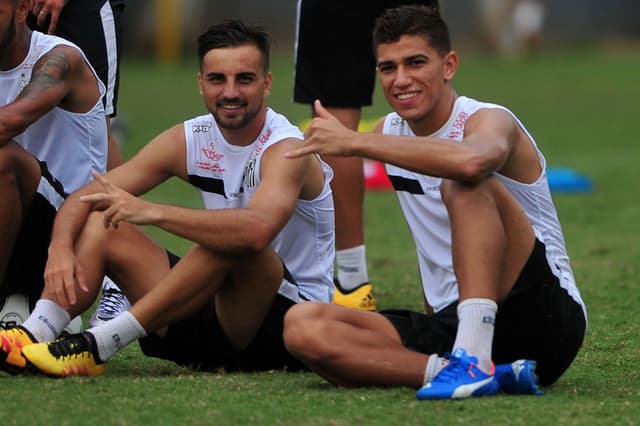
[18,49,73,100]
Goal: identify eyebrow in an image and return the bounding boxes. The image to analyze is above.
[377,53,429,67]
[203,71,258,79]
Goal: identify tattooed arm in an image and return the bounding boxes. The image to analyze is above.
[0,44,101,146]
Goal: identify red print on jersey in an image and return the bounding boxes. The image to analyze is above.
[254,127,273,156]
[201,143,224,162]
[447,111,468,139]
[198,143,225,173]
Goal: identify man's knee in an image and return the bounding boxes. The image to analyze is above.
[283,302,332,360]
[79,211,111,244]
[0,143,36,186]
[440,177,502,211]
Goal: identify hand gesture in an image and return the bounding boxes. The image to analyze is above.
[286,100,359,159]
[81,171,157,229]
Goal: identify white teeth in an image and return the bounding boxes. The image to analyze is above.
[222,104,241,109]
[397,93,418,100]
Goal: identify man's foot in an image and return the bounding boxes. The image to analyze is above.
[0,326,35,374]
[89,278,131,327]
[22,332,106,377]
[495,359,543,395]
[416,348,499,400]
[331,279,377,311]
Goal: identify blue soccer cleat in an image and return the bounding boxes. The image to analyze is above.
[416,348,499,400]
[495,359,543,395]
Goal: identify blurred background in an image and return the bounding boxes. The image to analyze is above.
[126,0,640,62]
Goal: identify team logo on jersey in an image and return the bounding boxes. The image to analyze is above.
[192,122,212,133]
[243,158,257,188]
[18,73,30,91]
[391,117,404,126]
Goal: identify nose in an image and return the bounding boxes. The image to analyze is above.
[222,81,240,99]
[394,65,412,87]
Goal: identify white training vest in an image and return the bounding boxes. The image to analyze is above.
[0,31,107,192]
[383,96,586,320]
[184,108,335,303]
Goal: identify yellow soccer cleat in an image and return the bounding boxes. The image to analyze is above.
[0,326,35,373]
[22,332,106,377]
[332,281,377,311]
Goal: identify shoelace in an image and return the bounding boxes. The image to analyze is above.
[48,334,91,360]
[96,289,129,317]
[433,353,473,382]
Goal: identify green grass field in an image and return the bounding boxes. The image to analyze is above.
[3,47,639,425]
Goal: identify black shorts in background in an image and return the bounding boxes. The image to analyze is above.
[294,0,439,108]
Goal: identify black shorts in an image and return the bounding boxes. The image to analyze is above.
[381,239,586,386]
[28,0,124,116]
[293,0,439,108]
[1,162,67,308]
[139,257,306,373]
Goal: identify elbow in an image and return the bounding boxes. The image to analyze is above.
[246,220,277,252]
[458,157,494,183]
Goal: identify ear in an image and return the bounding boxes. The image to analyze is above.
[263,71,273,97]
[442,50,459,82]
[197,71,204,96]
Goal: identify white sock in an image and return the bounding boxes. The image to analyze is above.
[22,299,71,342]
[336,245,369,291]
[88,311,146,362]
[452,298,497,373]
[423,354,446,385]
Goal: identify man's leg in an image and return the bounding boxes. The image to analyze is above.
[321,107,376,311]
[417,176,535,399]
[284,302,430,387]
[0,143,40,285]
[23,218,289,376]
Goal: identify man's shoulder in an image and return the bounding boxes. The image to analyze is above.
[263,108,304,142]
[32,31,83,56]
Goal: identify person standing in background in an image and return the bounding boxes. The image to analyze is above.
[293,0,439,311]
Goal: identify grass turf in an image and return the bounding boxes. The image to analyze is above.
[2,47,639,425]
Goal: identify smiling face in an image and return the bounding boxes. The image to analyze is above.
[376,34,458,134]
[198,44,272,143]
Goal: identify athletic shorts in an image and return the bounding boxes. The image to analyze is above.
[139,259,306,372]
[380,239,586,386]
[294,0,439,108]
[28,0,124,116]
[1,162,67,308]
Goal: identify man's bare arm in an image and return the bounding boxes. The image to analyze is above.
[90,137,311,254]
[0,45,88,145]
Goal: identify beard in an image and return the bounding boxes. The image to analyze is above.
[212,99,262,131]
[0,15,17,54]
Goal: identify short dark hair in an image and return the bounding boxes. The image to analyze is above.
[373,5,451,56]
[197,20,271,73]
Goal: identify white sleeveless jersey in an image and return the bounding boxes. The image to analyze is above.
[184,108,335,302]
[383,96,586,319]
[0,31,107,192]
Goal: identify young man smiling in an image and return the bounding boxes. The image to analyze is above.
[2,20,335,377]
[284,5,586,400]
